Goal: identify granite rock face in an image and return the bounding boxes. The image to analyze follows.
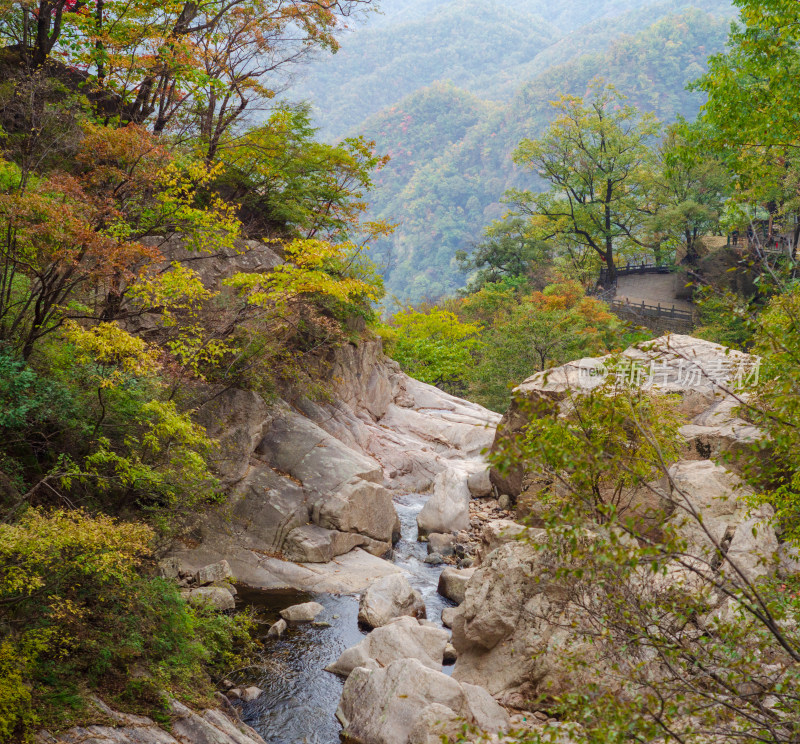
[40,696,266,744]
[169,339,499,594]
[336,658,509,744]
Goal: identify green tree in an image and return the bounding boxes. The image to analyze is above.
[380,307,481,394]
[508,82,659,284]
[694,0,800,248]
[647,123,729,264]
[456,217,551,292]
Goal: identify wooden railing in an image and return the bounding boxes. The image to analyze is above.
[610,298,693,325]
[597,261,672,287]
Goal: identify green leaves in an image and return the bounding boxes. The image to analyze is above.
[509,82,660,278]
[380,307,481,393]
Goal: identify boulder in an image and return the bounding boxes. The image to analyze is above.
[358,574,426,628]
[194,560,234,586]
[157,557,183,580]
[313,478,401,544]
[427,533,456,557]
[282,524,365,563]
[441,606,458,629]
[451,539,618,702]
[240,686,263,702]
[336,658,509,744]
[182,586,235,611]
[443,643,458,664]
[667,461,779,581]
[437,567,475,605]
[325,616,449,678]
[475,520,527,565]
[280,601,324,623]
[467,468,492,497]
[267,618,287,637]
[417,470,472,536]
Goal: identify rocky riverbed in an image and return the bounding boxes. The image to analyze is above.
[43,334,800,744]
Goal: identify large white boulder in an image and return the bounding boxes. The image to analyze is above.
[326,616,449,677]
[358,574,426,628]
[417,469,472,536]
[336,658,509,744]
[313,478,400,545]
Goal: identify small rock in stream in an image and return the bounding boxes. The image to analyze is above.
[240,686,263,702]
[281,601,324,623]
[424,552,444,565]
[268,618,288,636]
[443,642,458,664]
[441,606,458,628]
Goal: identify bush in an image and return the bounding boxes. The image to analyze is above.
[0,509,254,738]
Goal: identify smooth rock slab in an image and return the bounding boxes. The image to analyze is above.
[326,616,449,678]
[313,478,401,544]
[281,601,324,623]
[336,658,508,744]
[358,574,426,628]
[40,697,266,744]
[282,524,365,563]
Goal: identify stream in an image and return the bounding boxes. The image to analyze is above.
[236,492,456,743]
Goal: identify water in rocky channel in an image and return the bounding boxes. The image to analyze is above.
[237,492,455,743]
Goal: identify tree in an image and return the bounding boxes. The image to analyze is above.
[0,0,377,147]
[465,281,622,411]
[647,123,729,264]
[380,307,481,394]
[505,82,659,284]
[694,0,800,250]
[215,106,390,241]
[456,217,551,292]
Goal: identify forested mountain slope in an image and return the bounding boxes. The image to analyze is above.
[295,0,733,143]
[365,9,731,302]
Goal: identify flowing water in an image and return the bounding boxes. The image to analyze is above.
[238,492,456,743]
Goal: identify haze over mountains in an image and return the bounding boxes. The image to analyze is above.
[294,0,736,303]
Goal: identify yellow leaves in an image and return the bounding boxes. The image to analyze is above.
[63,321,160,378]
[0,508,153,600]
[226,238,382,309]
[129,263,214,323]
[154,160,240,253]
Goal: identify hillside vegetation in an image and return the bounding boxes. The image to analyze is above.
[364,9,730,301]
[0,0,386,734]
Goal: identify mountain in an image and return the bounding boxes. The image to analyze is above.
[293,0,733,143]
[363,9,732,302]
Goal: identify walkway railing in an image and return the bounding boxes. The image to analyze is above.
[597,261,672,287]
[610,298,693,325]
